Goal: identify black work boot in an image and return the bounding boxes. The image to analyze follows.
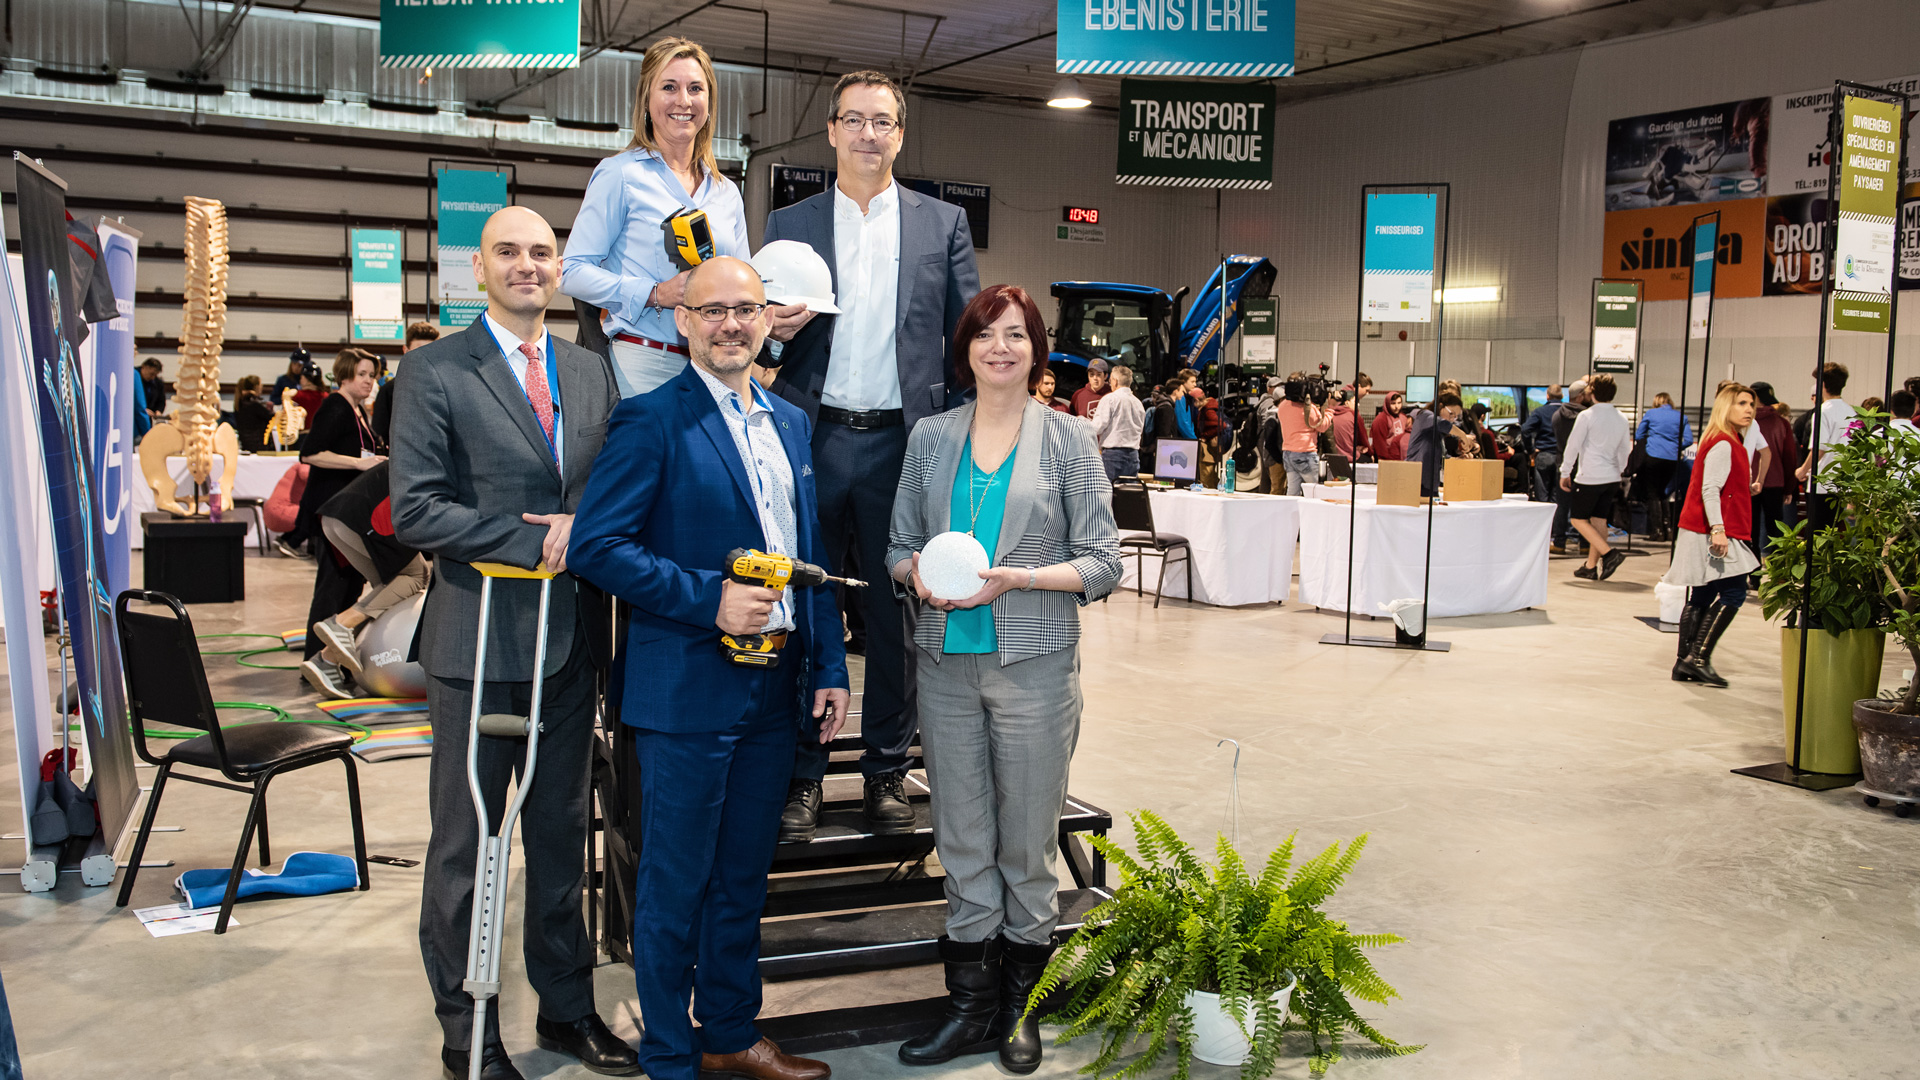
[1671,606,1703,681]
[863,772,916,835]
[779,779,823,843]
[996,937,1055,1075]
[899,937,1003,1065]
[1675,602,1738,688]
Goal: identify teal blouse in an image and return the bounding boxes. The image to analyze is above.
[942,437,1014,654]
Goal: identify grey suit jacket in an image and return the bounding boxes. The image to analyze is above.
[761,184,980,430]
[390,317,621,682]
[887,400,1124,665]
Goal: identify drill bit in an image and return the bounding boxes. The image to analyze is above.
[830,575,868,588]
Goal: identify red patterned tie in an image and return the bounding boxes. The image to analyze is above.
[518,342,555,445]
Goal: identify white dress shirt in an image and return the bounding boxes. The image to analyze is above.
[482,313,563,471]
[694,365,798,632]
[1810,397,1855,493]
[822,182,902,412]
[1561,402,1631,485]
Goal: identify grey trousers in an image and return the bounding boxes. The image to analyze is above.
[916,644,1082,945]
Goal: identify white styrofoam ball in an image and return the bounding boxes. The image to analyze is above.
[921,531,991,601]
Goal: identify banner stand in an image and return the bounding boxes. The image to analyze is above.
[1736,80,1911,793]
[1322,182,1452,654]
[1589,278,1656,560]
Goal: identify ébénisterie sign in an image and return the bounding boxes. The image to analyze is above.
[1057,0,1294,77]
[380,0,581,69]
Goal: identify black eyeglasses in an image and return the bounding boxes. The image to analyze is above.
[834,114,898,135]
[683,303,769,323]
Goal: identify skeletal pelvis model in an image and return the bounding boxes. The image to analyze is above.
[138,195,241,516]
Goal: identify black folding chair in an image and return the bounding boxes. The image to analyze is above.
[1111,483,1193,608]
[113,590,369,933]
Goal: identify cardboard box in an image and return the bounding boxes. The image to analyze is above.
[1444,458,1504,502]
[1376,460,1424,506]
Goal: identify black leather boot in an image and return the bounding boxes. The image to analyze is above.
[1671,605,1703,681]
[996,937,1055,1075]
[779,779,823,843]
[899,937,1003,1065]
[1674,602,1737,688]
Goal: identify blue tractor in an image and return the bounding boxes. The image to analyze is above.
[1047,254,1276,399]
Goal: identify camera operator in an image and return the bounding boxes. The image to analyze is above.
[1270,369,1333,495]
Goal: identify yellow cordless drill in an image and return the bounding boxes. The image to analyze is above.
[719,548,866,667]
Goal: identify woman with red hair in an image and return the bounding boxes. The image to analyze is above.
[886,284,1121,1075]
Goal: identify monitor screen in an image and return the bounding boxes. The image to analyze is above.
[1523,386,1550,417]
[1404,375,1436,404]
[1460,385,1521,423]
[1155,439,1199,481]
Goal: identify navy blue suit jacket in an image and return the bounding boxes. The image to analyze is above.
[569,363,849,732]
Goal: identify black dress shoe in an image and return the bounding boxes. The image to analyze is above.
[779,779,824,843]
[863,773,916,835]
[535,1013,642,1076]
[442,1044,526,1080]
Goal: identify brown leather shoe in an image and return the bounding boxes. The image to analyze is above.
[700,1037,829,1080]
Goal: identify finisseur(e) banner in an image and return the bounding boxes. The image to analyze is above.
[1116,79,1275,190]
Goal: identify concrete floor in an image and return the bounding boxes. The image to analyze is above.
[3,548,1918,1079]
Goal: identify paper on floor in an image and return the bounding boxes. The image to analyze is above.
[134,902,236,937]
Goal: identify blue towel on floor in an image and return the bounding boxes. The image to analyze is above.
[175,851,360,910]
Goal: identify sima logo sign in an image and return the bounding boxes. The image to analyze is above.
[1618,226,1744,272]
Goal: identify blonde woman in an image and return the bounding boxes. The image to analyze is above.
[1663,383,1759,687]
[562,36,750,396]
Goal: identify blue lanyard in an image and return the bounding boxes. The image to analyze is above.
[485,320,561,460]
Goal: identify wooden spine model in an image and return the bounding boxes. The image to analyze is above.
[176,195,239,509]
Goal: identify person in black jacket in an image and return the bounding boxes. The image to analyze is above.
[231,375,276,452]
[309,461,429,687]
[297,348,386,697]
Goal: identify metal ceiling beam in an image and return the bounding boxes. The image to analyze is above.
[1292,0,1652,77]
[184,0,259,81]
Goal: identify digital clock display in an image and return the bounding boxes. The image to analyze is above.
[1062,206,1101,225]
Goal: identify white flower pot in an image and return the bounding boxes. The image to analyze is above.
[1182,972,1299,1066]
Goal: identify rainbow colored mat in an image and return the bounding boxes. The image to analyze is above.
[314,697,432,763]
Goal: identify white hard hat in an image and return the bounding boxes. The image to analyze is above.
[750,240,841,315]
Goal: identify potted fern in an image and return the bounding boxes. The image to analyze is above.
[1026,811,1418,1079]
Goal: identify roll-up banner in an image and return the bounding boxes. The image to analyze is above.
[1239,297,1276,373]
[435,169,508,330]
[10,156,138,857]
[1057,0,1294,76]
[1830,91,1904,334]
[1116,79,1274,189]
[352,229,406,342]
[1360,192,1437,323]
[89,219,139,604]
[379,0,581,69]
[1688,216,1718,339]
[1591,280,1641,371]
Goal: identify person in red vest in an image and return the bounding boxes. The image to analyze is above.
[1663,383,1759,687]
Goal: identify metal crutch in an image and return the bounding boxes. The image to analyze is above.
[462,561,556,1080]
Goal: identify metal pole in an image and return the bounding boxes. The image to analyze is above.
[1343,188,1370,642]
[1418,184,1450,647]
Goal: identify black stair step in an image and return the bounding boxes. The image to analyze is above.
[762,874,948,918]
[757,887,1111,978]
[756,996,949,1055]
[772,790,1110,862]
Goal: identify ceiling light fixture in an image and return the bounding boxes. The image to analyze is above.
[1434,285,1501,304]
[1048,77,1091,109]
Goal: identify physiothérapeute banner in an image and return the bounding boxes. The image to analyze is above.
[1057,0,1293,76]
[1829,91,1904,334]
[1360,192,1437,323]
[379,0,581,68]
[351,229,406,342]
[1116,79,1274,189]
[10,156,138,850]
[435,169,508,330]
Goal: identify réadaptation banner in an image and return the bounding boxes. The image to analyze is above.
[380,0,581,69]
[1830,91,1904,334]
[436,168,508,330]
[1688,214,1718,340]
[1057,0,1294,77]
[1360,192,1437,324]
[1115,79,1274,189]
[352,229,406,342]
[1591,281,1640,369]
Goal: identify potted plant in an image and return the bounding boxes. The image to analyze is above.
[1025,811,1418,1079]
[1757,517,1888,774]
[1796,408,1920,797]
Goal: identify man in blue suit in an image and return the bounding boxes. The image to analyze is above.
[570,257,849,1080]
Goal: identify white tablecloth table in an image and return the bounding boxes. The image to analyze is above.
[1306,483,1529,504]
[1117,490,1300,606]
[1295,497,1554,618]
[131,454,301,548]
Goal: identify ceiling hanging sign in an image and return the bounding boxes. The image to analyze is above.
[379,0,582,69]
[1115,79,1275,189]
[1830,91,1905,334]
[1057,0,1294,76]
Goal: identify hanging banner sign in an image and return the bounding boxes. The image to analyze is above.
[435,169,508,330]
[351,229,406,342]
[1830,91,1904,334]
[1770,75,1920,196]
[1600,199,1763,300]
[1688,215,1718,339]
[1591,280,1640,368]
[1360,192,1437,323]
[1057,0,1294,77]
[379,0,581,69]
[1604,97,1770,211]
[1116,79,1274,189]
[1239,297,1276,373]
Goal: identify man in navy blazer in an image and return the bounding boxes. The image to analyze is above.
[570,257,849,1080]
[758,70,980,841]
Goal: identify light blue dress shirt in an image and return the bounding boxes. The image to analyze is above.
[560,148,750,344]
[694,365,798,632]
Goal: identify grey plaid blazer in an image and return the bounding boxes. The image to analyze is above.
[887,399,1123,665]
